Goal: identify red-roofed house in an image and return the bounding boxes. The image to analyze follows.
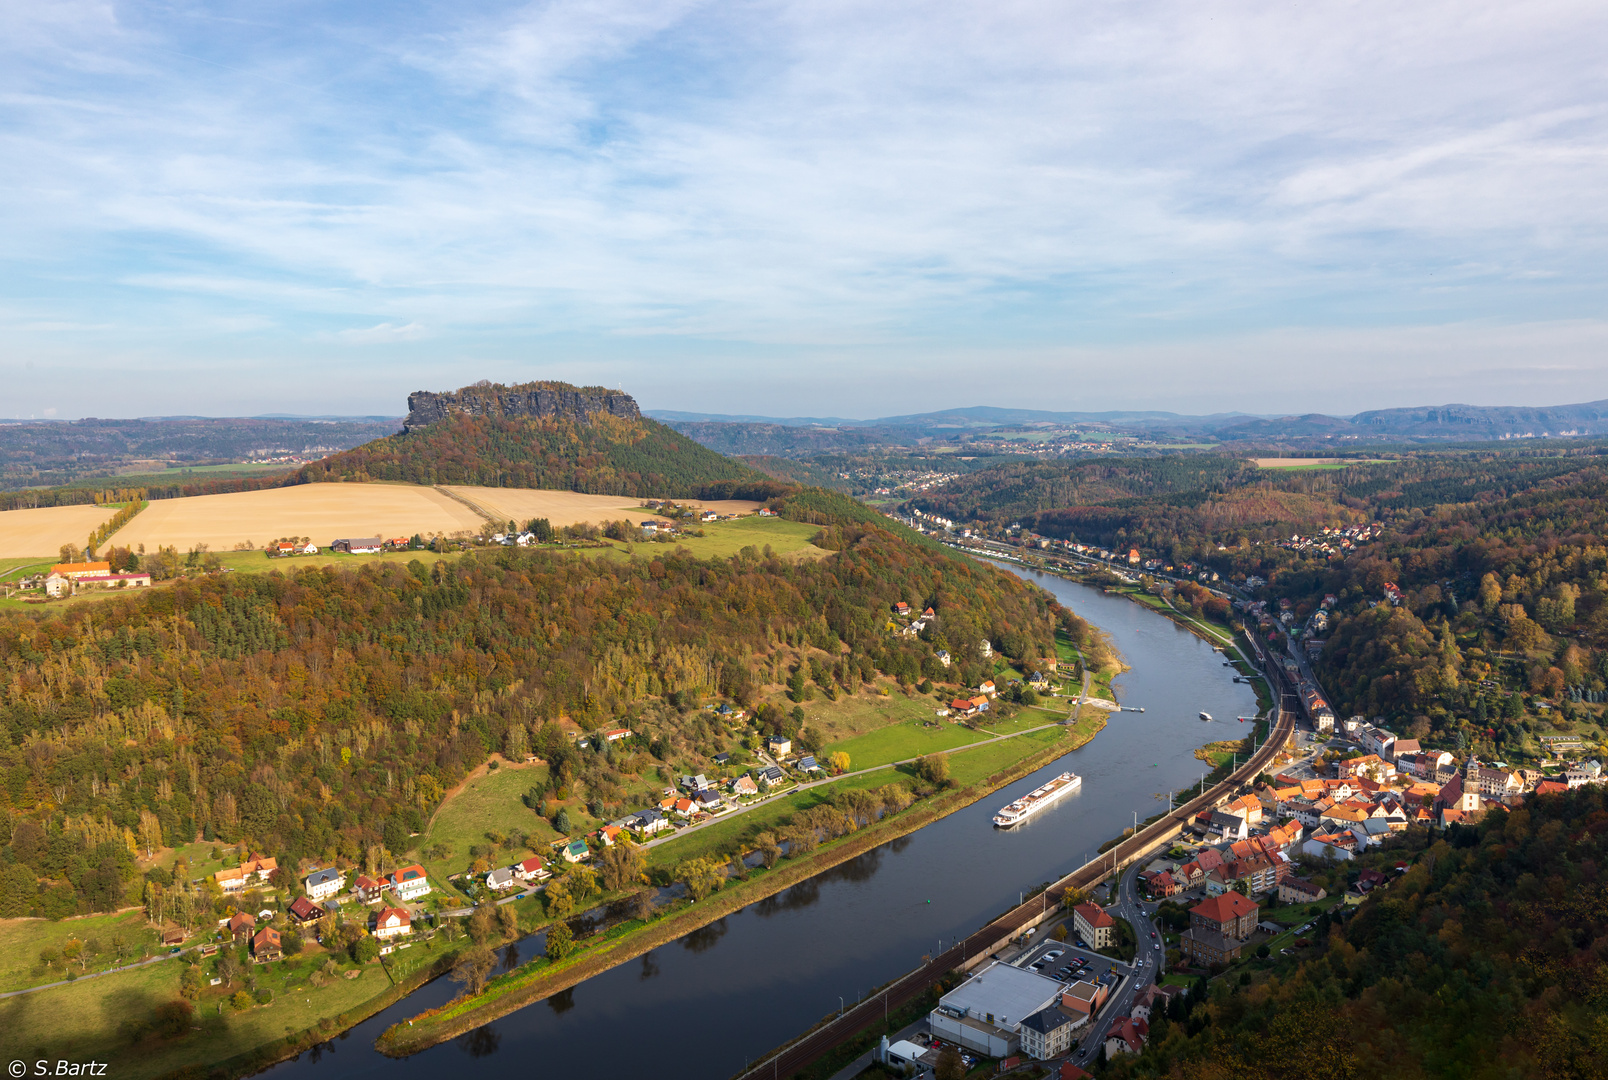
[355,875,385,903]
[515,856,550,882]
[1073,902,1116,949]
[1104,1016,1148,1056]
[250,926,282,962]
[372,907,411,940]
[389,864,431,902]
[1190,892,1259,939]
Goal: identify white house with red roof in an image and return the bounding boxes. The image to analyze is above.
[389,864,431,901]
[372,907,411,940]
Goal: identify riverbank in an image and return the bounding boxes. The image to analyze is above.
[376,712,1107,1056]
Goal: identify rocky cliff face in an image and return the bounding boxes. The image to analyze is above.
[404,381,641,432]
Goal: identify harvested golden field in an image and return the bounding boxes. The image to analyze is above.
[0,504,115,557]
[443,486,760,527]
[115,483,486,552]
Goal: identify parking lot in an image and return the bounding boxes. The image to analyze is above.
[1014,934,1125,988]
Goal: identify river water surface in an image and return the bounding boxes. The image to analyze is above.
[266,568,1258,1080]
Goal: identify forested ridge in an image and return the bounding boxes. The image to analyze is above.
[0,491,1088,918]
[292,410,790,500]
[1105,788,1608,1079]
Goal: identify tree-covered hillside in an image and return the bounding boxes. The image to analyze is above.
[292,410,789,501]
[0,496,1088,918]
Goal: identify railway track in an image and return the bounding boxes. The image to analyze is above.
[735,654,1296,1080]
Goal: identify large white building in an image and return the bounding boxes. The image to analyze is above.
[304,867,345,902]
[928,962,1065,1058]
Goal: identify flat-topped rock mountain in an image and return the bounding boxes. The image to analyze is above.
[404,381,639,432]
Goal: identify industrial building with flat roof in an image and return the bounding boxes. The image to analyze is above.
[928,961,1066,1057]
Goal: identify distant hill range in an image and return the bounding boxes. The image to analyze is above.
[298,380,788,501]
[650,399,1608,454]
[0,416,400,491]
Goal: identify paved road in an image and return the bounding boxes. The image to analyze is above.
[734,653,1296,1080]
[640,720,1066,851]
[1070,861,1159,1068]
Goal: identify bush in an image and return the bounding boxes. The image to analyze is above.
[230,990,254,1011]
[254,987,273,1004]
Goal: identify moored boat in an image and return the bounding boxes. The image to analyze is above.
[993,771,1082,828]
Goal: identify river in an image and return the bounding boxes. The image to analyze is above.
[264,568,1258,1080]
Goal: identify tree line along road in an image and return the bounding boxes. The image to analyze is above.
[733,649,1297,1080]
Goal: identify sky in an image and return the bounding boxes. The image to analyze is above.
[3,0,1607,420]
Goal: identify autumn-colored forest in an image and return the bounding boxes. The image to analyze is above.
[0,494,1088,918]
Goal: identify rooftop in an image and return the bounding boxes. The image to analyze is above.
[936,961,1064,1029]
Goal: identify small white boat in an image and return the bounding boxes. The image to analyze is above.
[1199,711,1213,722]
[993,772,1082,828]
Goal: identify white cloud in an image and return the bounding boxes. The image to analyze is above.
[331,321,428,344]
[1,0,1607,414]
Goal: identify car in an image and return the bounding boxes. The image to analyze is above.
[1154,943,1161,950]
[1150,931,1157,939]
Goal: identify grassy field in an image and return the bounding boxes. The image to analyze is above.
[823,717,991,770]
[588,515,826,563]
[0,942,395,1079]
[0,909,164,992]
[414,761,561,884]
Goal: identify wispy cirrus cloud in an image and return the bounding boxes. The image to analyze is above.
[1,0,1607,416]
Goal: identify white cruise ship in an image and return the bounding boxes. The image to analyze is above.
[993,771,1082,828]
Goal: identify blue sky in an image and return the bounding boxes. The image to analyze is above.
[4,0,1607,419]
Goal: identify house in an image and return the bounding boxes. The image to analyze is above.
[1127,549,1141,566]
[228,912,257,940]
[563,839,590,863]
[978,680,997,697]
[672,797,697,817]
[49,560,112,580]
[731,775,759,797]
[75,572,153,590]
[240,853,277,882]
[288,896,323,924]
[1104,1016,1148,1056]
[970,695,991,713]
[389,864,431,901]
[713,752,730,765]
[633,808,671,835]
[1178,927,1243,966]
[1207,811,1249,842]
[1190,892,1260,939]
[43,573,70,598]
[515,856,550,882]
[305,867,345,902]
[694,789,724,811]
[160,926,186,947]
[766,735,792,757]
[250,926,282,962]
[700,510,718,522]
[951,697,979,716]
[893,602,911,616]
[759,766,785,788]
[797,755,821,772]
[1140,870,1177,898]
[937,650,952,668]
[354,875,385,903]
[604,727,634,742]
[486,867,516,891]
[331,537,383,554]
[1019,1004,1079,1060]
[214,866,248,893]
[598,825,625,846]
[1072,902,1116,949]
[372,907,411,940]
